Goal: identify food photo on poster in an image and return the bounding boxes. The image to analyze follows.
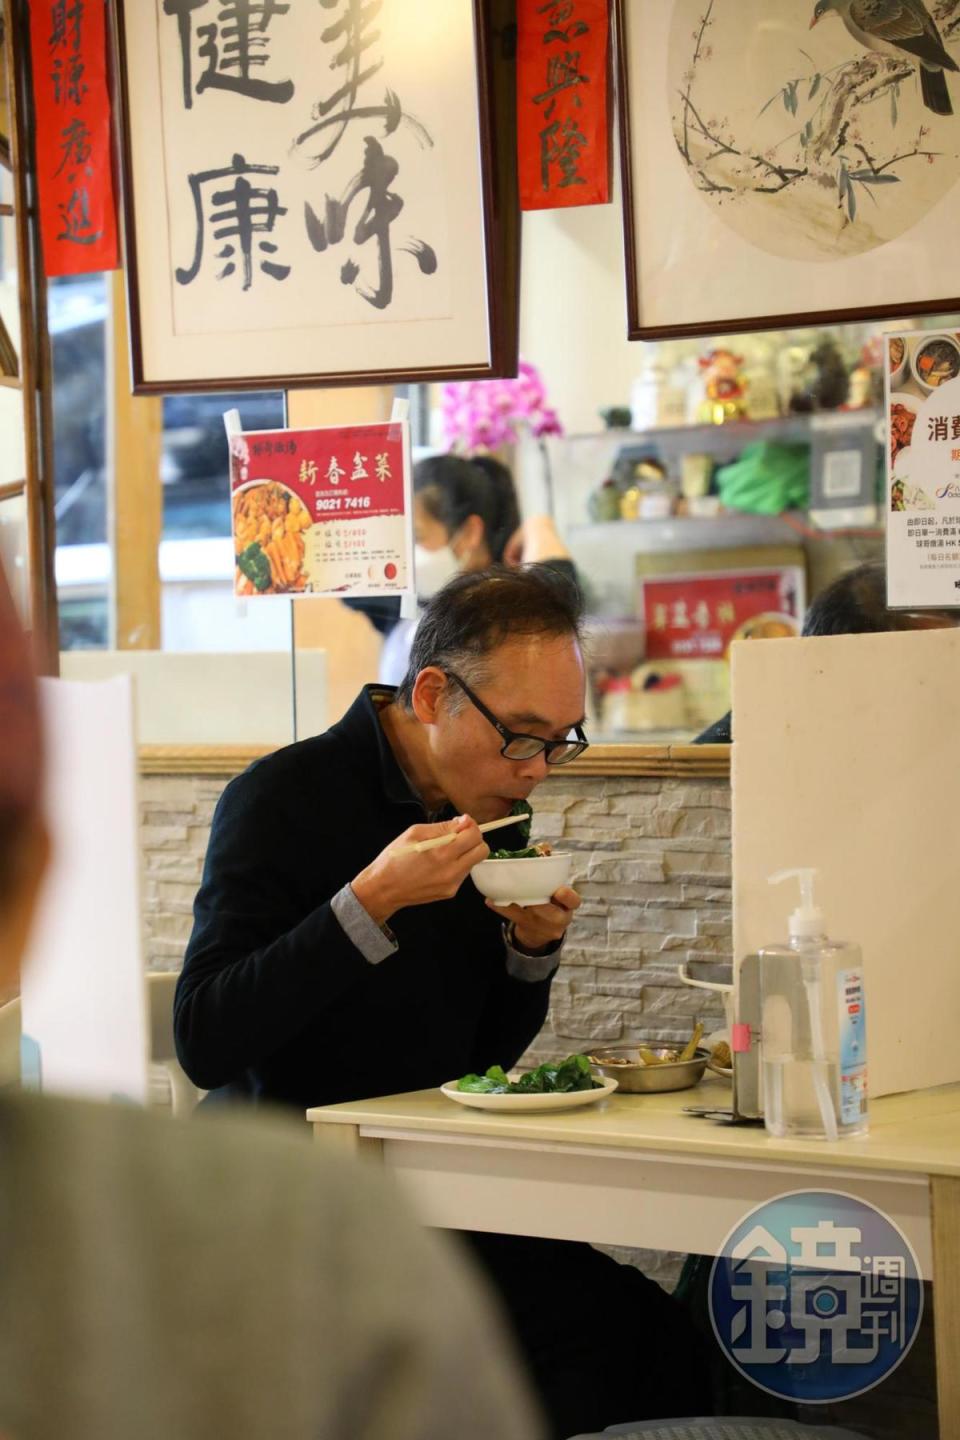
[228,420,413,600]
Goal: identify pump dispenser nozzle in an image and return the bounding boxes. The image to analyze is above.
[769,867,825,941]
[768,867,838,1141]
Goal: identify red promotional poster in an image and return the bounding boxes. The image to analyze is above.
[229,422,413,599]
[29,0,119,276]
[517,0,610,211]
[640,569,806,661]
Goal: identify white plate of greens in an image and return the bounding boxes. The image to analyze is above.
[442,1056,618,1112]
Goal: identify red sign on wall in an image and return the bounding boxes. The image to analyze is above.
[517,0,610,211]
[29,0,118,276]
[640,570,806,661]
[229,423,413,599]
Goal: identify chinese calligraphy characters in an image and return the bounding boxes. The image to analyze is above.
[518,0,609,210]
[642,571,802,661]
[123,0,507,387]
[927,414,960,443]
[296,447,392,485]
[304,137,437,310]
[50,0,100,246]
[176,154,291,290]
[165,0,438,311]
[31,0,118,273]
[163,0,295,109]
[50,0,88,107]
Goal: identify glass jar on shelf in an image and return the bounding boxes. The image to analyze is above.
[630,359,667,431]
[627,457,676,519]
[743,340,781,421]
[588,476,622,523]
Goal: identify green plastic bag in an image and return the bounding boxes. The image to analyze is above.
[715,440,810,516]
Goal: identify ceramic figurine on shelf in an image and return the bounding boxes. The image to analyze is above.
[845,344,876,410]
[696,347,748,424]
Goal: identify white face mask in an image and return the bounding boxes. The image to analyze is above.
[414,543,460,601]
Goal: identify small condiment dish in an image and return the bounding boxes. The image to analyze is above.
[588,1045,709,1093]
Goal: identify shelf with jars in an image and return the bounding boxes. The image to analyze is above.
[550,409,882,537]
[546,406,885,746]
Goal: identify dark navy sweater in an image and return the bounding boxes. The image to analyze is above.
[175,687,554,1109]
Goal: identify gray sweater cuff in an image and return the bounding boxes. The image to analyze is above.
[332,884,398,965]
[503,925,563,983]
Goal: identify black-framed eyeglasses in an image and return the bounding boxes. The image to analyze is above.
[446,671,589,766]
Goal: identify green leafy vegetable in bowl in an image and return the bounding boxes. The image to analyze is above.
[489,844,550,860]
[456,1054,600,1094]
[237,542,273,593]
[487,802,542,860]
[512,801,533,840]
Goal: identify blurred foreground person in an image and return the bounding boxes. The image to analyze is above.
[0,563,543,1440]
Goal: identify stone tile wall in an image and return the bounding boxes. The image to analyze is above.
[521,774,731,1062]
[140,770,733,1038]
[140,777,227,972]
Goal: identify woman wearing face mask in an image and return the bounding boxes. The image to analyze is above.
[375,453,577,685]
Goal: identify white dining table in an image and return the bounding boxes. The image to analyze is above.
[308,1074,960,1436]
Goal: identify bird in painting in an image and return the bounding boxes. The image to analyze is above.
[810,0,959,116]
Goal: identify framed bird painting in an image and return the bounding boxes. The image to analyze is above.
[618,0,960,339]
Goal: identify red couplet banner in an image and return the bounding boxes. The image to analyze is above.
[29,0,118,276]
[517,0,610,211]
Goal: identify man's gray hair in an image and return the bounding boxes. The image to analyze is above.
[396,565,583,711]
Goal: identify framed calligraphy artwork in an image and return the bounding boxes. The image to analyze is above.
[111,0,519,392]
[618,0,960,341]
[517,0,611,211]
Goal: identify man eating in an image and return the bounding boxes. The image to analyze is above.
[177,565,709,1438]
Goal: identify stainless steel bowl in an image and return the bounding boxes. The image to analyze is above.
[587,1046,709,1094]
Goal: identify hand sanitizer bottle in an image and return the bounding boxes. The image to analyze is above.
[760,869,868,1140]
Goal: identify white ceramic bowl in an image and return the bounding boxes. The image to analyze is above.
[471,852,573,907]
[910,332,960,395]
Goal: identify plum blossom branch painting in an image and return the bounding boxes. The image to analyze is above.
[618,0,960,339]
[112,0,519,392]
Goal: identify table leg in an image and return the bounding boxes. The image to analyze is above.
[931,1176,960,1439]
[311,1119,383,1162]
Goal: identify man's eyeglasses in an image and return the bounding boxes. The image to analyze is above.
[446,671,589,766]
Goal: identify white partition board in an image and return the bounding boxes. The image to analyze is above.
[20,677,148,1104]
[59,649,327,744]
[732,627,960,1100]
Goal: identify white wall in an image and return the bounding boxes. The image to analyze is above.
[519,169,642,438]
